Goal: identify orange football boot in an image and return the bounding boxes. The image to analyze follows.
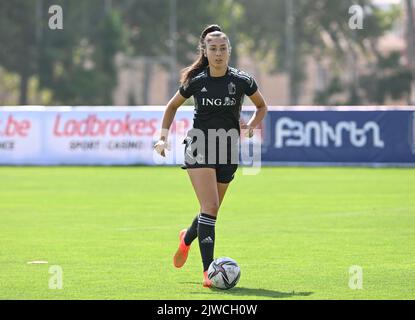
[173,229,190,268]
[203,271,212,288]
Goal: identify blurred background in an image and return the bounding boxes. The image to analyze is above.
[0,0,414,107]
[1,1,415,302]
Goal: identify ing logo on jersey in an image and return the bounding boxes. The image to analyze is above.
[201,97,236,107]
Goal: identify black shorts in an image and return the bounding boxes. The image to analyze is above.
[180,136,239,184]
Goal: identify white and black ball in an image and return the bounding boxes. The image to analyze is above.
[207,257,241,290]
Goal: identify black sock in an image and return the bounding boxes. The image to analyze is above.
[184,214,199,246]
[197,213,216,271]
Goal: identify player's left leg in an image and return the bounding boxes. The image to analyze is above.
[181,183,228,250]
[217,182,229,206]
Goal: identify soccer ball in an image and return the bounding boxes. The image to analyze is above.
[207,257,241,290]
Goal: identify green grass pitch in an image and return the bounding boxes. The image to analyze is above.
[0,166,414,300]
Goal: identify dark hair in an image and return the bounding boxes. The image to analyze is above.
[180,24,222,86]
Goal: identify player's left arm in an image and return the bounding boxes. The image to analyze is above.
[245,89,268,129]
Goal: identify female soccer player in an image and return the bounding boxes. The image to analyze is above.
[154,24,267,287]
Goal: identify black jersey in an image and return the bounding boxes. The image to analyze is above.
[179,66,258,133]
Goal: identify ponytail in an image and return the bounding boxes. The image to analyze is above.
[180,24,222,86]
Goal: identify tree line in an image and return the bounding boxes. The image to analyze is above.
[0,0,412,106]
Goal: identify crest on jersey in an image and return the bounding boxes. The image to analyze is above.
[228,82,236,95]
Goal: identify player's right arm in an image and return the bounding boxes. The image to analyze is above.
[154,91,187,157]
